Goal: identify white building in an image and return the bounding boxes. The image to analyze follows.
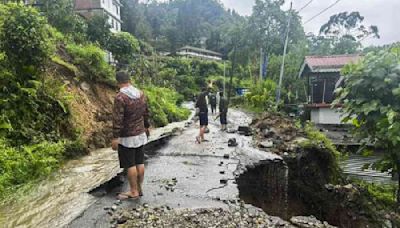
[74,0,122,32]
[177,46,223,61]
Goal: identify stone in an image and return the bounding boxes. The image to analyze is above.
[80,82,91,92]
[259,140,274,148]
[111,205,117,211]
[223,154,230,159]
[228,138,238,147]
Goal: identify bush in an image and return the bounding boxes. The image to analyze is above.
[0,3,54,75]
[66,43,115,82]
[0,139,65,198]
[144,87,190,127]
[108,32,139,64]
[86,14,111,48]
[245,79,277,111]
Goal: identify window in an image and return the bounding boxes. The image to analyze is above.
[111,19,114,29]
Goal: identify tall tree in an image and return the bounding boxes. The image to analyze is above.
[315,11,380,54]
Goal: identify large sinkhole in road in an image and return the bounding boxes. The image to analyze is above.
[237,159,290,219]
[235,144,372,228]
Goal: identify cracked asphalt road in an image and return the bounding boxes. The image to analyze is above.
[69,109,282,228]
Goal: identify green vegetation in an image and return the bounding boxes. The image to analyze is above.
[335,45,400,206]
[244,80,277,112]
[300,123,342,183]
[65,43,115,82]
[144,87,190,127]
[0,139,65,198]
[108,32,140,64]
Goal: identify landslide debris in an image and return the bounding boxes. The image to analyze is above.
[251,112,305,154]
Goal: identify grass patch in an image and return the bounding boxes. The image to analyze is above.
[51,55,79,75]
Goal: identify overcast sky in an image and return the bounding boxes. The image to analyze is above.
[221,0,400,46]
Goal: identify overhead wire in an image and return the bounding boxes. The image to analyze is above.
[304,0,342,24]
[298,0,314,13]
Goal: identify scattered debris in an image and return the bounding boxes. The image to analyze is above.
[290,216,337,228]
[111,204,337,227]
[223,154,230,159]
[153,178,178,192]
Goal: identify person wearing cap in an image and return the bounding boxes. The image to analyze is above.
[112,71,150,200]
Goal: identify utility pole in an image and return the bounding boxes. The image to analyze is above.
[227,47,236,105]
[259,48,263,81]
[276,2,293,105]
[223,61,226,95]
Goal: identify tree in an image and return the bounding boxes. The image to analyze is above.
[316,11,380,54]
[39,0,87,37]
[247,0,305,55]
[334,46,400,208]
[86,14,111,48]
[0,3,53,76]
[320,12,380,41]
[108,32,140,65]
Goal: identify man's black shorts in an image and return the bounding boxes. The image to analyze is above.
[118,144,145,169]
[220,112,227,125]
[199,112,208,126]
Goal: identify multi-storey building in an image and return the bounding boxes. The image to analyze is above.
[74,0,122,32]
[23,0,122,33]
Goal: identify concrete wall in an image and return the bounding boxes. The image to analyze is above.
[310,108,343,125]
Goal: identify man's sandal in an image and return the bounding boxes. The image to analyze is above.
[117,192,140,200]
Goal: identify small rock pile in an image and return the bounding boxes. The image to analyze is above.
[111,205,296,228]
[152,178,178,192]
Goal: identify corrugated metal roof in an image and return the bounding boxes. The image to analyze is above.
[304,54,362,73]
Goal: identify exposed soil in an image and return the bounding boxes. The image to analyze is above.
[49,58,117,150]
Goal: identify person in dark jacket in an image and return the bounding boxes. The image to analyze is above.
[195,88,208,143]
[209,93,217,114]
[218,91,228,131]
[112,71,150,200]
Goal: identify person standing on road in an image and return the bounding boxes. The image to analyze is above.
[111,71,150,200]
[218,91,228,131]
[209,92,217,115]
[195,88,209,144]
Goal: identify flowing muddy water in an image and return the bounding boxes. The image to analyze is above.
[0,110,194,228]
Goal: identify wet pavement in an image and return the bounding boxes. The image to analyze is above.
[0,109,195,228]
[69,109,282,228]
[0,107,287,228]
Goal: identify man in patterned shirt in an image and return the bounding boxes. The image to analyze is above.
[112,72,150,200]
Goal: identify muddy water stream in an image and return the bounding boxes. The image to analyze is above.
[0,113,193,228]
